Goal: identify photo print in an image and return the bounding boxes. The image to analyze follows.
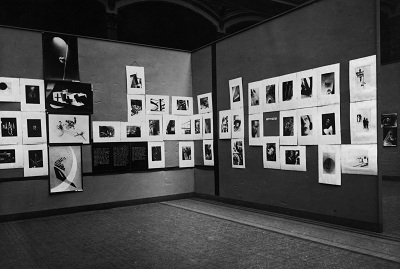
[127,94,145,120]
[219,110,232,139]
[197,92,212,114]
[349,55,376,102]
[22,112,47,145]
[45,81,93,114]
[262,77,279,112]
[0,111,22,145]
[248,80,263,114]
[23,144,48,177]
[248,113,263,146]
[381,113,397,128]
[280,146,306,171]
[279,73,297,110]
[318,145,341,185]
[231,139,245,169]
[203,113,213,140]
[49,145,83,193]
[120,120,147,142]
[316,63,340,106]
[279,109,297,145]
[172,96,193,115]
[0,145,23,169]
[48,114,90,144]
[341,144,377,175]
[20,79,45,111]
[229,77,243,109]
[296,69,317,108]
[262,136,280,169]
[42,33,80,81]
[163,114,179,140]
[0,77,20,102]
[263,111,280,137]
[126,66,145,95]
[297,107,318,145]
[147,115,163,141]
[179,141,194,168]
[146,95,169,114]
[192,114,203,140]
[350,100,376,144]
[318,104,341,145]
[203,140,214,166]
[92,121,121,143]
[383,127,397,147]
[231,109,244,139]
[147,141,165,169]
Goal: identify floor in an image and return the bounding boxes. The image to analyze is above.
[1,198,400,269]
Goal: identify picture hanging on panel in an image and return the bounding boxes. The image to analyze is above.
[316,63,340,106]
[22,112,47,145]
[42,33,80,81]
[92,121,121,143]
[349,55,376,102]
[126,66,145,95]
[0,77,20,102]
[278,73,297,111]
[163,114,179,140]
[280,146,306,171]
[178,116,193,140]
[318,145,341,185]
[92,143,132,173]
[341,144,377,175]
[263,111,280,137]
[381,113,397,128]
[350,100,376,144]
[197,92,212,114]
[148,141,165,169]
[296,69,317,108]
[231,109,244,139]
[179,141,194,168]
[192,114,203,140]
[203,113,213,140]
[49,145,83,193]
[45,81,93,114]
[248,113,263,146]
[279,109,298,145]
[231,138,245,169]
[229,77,243,109]
[318,104,341,145]
[20,79,45,111]
[48,114,90,144]
[0,111,22,145]
[171,96,193,116]
[127,94,145,120]
[145,95,169,114]
[131,142,148,171]
[263,77,280,112]
[0,144,23,169]
[248,80,263,114]
[203,140,214,166]
[120,120,147,142]
[383,127,397,147]
[297,107,319,145]
[23,144,48,177]
[146,115,163,141]
[262,136,280,169]
[219,110,232,139]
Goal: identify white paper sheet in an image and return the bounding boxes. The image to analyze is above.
[278,73,297,111]
[120,119,147,142]
[341,144,377,175]
[349,55,376,102]
[262,136,280,169]
[203,113,213,140]
[178,115,193,140]
[297,107,319,145]
[229,77,243,109]
[296,69,317,109]
[192,114,203,140]
[126,66,145,95]
[146,115,164,141]
[350,100,377,144]
[248,113,263,146]
[316,63,340,106]
[280,145,306,171]
[22,112,47,145]
[20,78,45,111]
[171,96,193,115]
[219,110,232,139]
[248,80,263,114]
[162,114,179,141]
[262,77,280,112]
[92,121,121,143]
[179,141,194,168]
[197,92,213,114]
[318,145,341,185]
[23,144,48,177]
[0,77,20,102]
[318,104,341,144]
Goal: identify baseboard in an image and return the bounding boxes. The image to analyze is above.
[0,192,194,223]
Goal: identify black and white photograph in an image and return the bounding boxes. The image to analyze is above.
[231,109,244,139]
[197,92,212,114]
[22,112,47,145]
[120,120,147,142]
[297,107,318,145]
[172,96,193,115]
[317,63,340,106]
[1,117,18,137]
[20,79,45,111]
[350,100,376,144]
[279,73,297,110]
[146,95,169,114]
[248,81,262,114]
[0,145,23,169]
[280,146,306,171]
[320,72,335,95]
[203,140,214,166]
[126,66,145,95]
[163,115,178,140]
[0,111,22,145]
[296,69,317,108]
[280,109,298,145]
[321,113,336,135]
[203,114,213,140]
[381,113,397,128]
[229,77,243,109]
[248,113,263,146]
[341,144,377,175]
[283,117,294,137]
[383,127,397,147]
[219,110,231,139]
[318,145,341,185]
[148,141,165,169]
[192,114,203,140]
[0,77,20,102]
[49,114,90,144]
[127,95,145,120]
[146,115,163,141]
[179,141,194,167]
[23,144,48,177]
[92,121,121,143]
[262,136,281,170]
[318,104,341,144]
[263,77,279,112]
[282,80,293,102]
[231,139,245,169]
[349,55,376,102]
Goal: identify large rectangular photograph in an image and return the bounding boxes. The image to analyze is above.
[48,114,90,144]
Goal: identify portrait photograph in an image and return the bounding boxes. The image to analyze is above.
[297,107,318,145]
[203,140,214,166]
[316,63,340,106]
[318,104,341,145]
[279,109,297,145]
[263,77,280,112]
[219,110,232,139]
[146,94,169,114]
[341,144,377,175]
[248,113,263,146]
[23,144,48,177]
[127,94,146,120]
[350,100,376,144]
[231,109,244,139]
[318,145,341,185]
[280,146,306,171]
[20,78,45,111]
[197,92,212,114]
[349,55,376,102]
[296,69,317,108]
[262,136,280,169]
[49,114,90,144]
[179,141,194,168]
[0,145,23,169]
[192,114,203,140]
[163,114,179,140]
[171,96,193,115]
[231,138,245,169]
[92,121,121,143]
[278,73,297,111]
[22,112,47,145]
[381,113,397,128]
[203,113,213,140]
[383,127,397,147]
[147,115,163,141]
[148,141,165,169]
[0,77,20,102]
[0,111,22,145]
[126,66,145,95]
[248,80,263,114]
[229,77,243,109]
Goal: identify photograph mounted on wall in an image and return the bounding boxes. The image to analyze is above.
[350,100,376,144]
[203,113,213,140]
[279,110,297,145]
[163,115,178,140]
[341,144,377,175]
[383,127,397,147]
[280,146,306,171]
[231,109,244,139]
[0,111,22,145]
[318,145,341,185]
[381,113,397,128]
[318,104,341,145]
[248,80,263,114]
[147,115,163,141]
[23,144,48,177]
[127,94,145,119]
[42,33,80,81]
[20,79,45,111]
[126,66,145,95]
[192,114,203,140]
[231,138,245,169]
[316,63,340,106]
[148,141,165,169]
[0,77,20,102]
[263,77,279,112]
[22,112,47,145]
[219,110,232,139]
[278,73,297,111]
[120,120,147,142]
[172,96,193,116]
[297,69,317,108]
[179,141,194,168]
[349,55,376,102]
[197,92,212,114]
[248,113,263,146]
[203,140,214,166]
[48,114,90,144]
[92,121,121,143]
[0,145,23,170]
[146,95,169,114]
[262,136,280,169]
[229,77,243,109]
[297,107,318,145]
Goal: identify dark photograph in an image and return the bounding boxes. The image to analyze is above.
[381,113,397,128]
[233,115,241,132]
[1,117,18,137]
[221,116,229,133]
[27,119,42,137]
[25,85,40,104]
[266,143,276,162]
[265,84,276,104]
[152,146,162,161]
[0,149,16,164]
[321,72,335,95]
[99,126,115,138]
[285,150,300,165]
[204,118,211,134]
[177,100,189,111]
[150,98,166,112]
[283,116,294,136]
[300,115,313,136]
[250,88,259,106]
[182,146,192,160]
[300,77,313,99]
[149,120,160,136]
[251,120,260,138]
[322,152,335,174]
[200,97,209,109]
[166,120,176,135]
[282,80,293,101]
[204,144,212,160]
[28,150,44,168]
[232,140,243,166]
[383,127,397,147]
[126,125,141,137]
[322,113,335,135]
[194,119,201,134]
[130,99,143,116]
[231,85,241,103]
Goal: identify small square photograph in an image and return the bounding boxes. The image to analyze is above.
[231,139,245,169]
[316,63,340,106]
[0,77,20,102]
[92,121,121,143]
[49,114,90,144]
[127,95,145,120]
[146,95,169,114]
[381,113,397,128]
[179,141,194,168]
[262,136,281,169]
[148,141,165,169]
[383,127,397,147]
[231,109,244,139]
[20,78,46,112]
[219,110,231,139]
[0,145,23,169]
[229,77,243,109]
[172,96,193,115]
[349,55,376,102]
[0,111,22,145]
[163,115,179,140]
[263,77,280,112]
[126,66,145,95]
[203,140,214,166]
[203,114,213,140]
[280,146,306,171]
[197,92,212,114]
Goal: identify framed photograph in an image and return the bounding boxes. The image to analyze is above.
[279,109,297,145]
[148,141,165,169]
[23,144,48,177]
[20,79,45,111]
[383,127,397,147]
[341,144,377,175]
[316,63,340,106]
[179,141,194,168]
[126,66,145,95]
[163,114,179,140]
[48,114,90,144]
[131,142,148,171]
[296,69,317,109]
[120,120,147,142]
[262,136,280,169]
[248,80,263,114]
[92,121,121,143]
[318,104,341,145]
[350,100,376,144]
[278,73,297,111]
[171,96,193,115]
[197,92,212,114]
[297,107,319,145]
[203,140,214,166]
[22,112,47,145]
[219,110,232,139]
[146,115,163,141]
[229,77,243,109]
[280,146,306,171]
[231,109,244,139]
[318,145,341,185]
[263,111,280,137]
[49,145,83,193]
[42,33,80,81]
[146,94,169,114]
[0,77,20,102]
[349,55,376,102]
[248,113,263,146]
[231,139,245,169]
[0,144,23,169]
[0,111,22,145]
[203,113,213,140]
[178,116,193,140]
[45,81,93,114]
[262,77,280,112]
[192,114,203,140]
[127,94,146,120]
[381,113,397,128]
